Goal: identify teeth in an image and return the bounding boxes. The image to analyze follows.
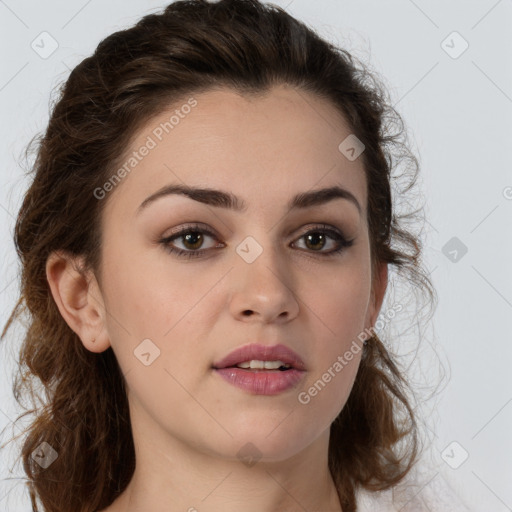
[236,360,291,370]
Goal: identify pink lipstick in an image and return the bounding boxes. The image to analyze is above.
[212,343,306,395]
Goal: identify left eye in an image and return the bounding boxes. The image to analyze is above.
[159,223,354,260]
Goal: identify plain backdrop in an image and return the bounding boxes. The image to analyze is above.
[0,1,511,511]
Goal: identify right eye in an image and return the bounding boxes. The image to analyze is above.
[158,223,224,259]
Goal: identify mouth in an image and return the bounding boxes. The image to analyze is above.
[229,360,293,371]
[211,343,306,395]
[212,343,306,372]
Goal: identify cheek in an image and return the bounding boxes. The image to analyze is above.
[310,266,371,341]
[300,267,370,408]
[100,248,216,378]
[300,325,364,425]
[296,347,362,436]
[101,245,188,333]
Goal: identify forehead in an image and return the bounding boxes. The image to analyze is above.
[103,84,367,220]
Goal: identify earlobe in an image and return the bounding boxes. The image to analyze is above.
[45,250,110,353]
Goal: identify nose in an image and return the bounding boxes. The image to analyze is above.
[229,239,300,324]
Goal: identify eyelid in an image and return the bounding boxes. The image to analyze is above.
[158,221,355,260]
[160,222,347,243]
[162,220,348,239]
[163,221,216,237]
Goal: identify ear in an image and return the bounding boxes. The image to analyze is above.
[45,250,110,353]
[365,261,388,332]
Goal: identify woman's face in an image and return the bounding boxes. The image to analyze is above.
[90,84,387,462]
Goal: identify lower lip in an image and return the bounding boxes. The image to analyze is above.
[213,367,305,395]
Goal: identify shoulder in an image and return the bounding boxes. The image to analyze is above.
[355,464,472,512]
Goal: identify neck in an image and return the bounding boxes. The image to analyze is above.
[107,405,343,511]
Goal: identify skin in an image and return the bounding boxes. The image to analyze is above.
[46,83,387,512]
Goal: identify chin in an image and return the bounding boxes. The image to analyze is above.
[198,420,322,464]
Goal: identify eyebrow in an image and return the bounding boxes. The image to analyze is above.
[137,183,362,216]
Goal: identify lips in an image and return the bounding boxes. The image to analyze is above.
[212,343,306,371]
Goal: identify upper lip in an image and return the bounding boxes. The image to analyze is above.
[212,343,306,371]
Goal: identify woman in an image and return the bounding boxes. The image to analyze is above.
[1,1,442,510]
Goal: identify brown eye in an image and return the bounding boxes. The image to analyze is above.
[158,223,354,260]
[292,225,354,257]
[181,231,206,250]
[303,232,328,251]
[159,224,222,259]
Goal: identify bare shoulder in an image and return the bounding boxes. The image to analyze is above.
[356,465,472,511]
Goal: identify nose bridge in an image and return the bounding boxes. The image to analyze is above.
[230,232,299,322]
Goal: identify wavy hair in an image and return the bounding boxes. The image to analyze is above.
[1,1,437,510]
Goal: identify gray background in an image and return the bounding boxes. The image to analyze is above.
[1,0,511,510]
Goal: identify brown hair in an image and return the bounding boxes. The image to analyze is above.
[1,1,437,510]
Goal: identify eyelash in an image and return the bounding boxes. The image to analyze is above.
[158,222,355,260]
